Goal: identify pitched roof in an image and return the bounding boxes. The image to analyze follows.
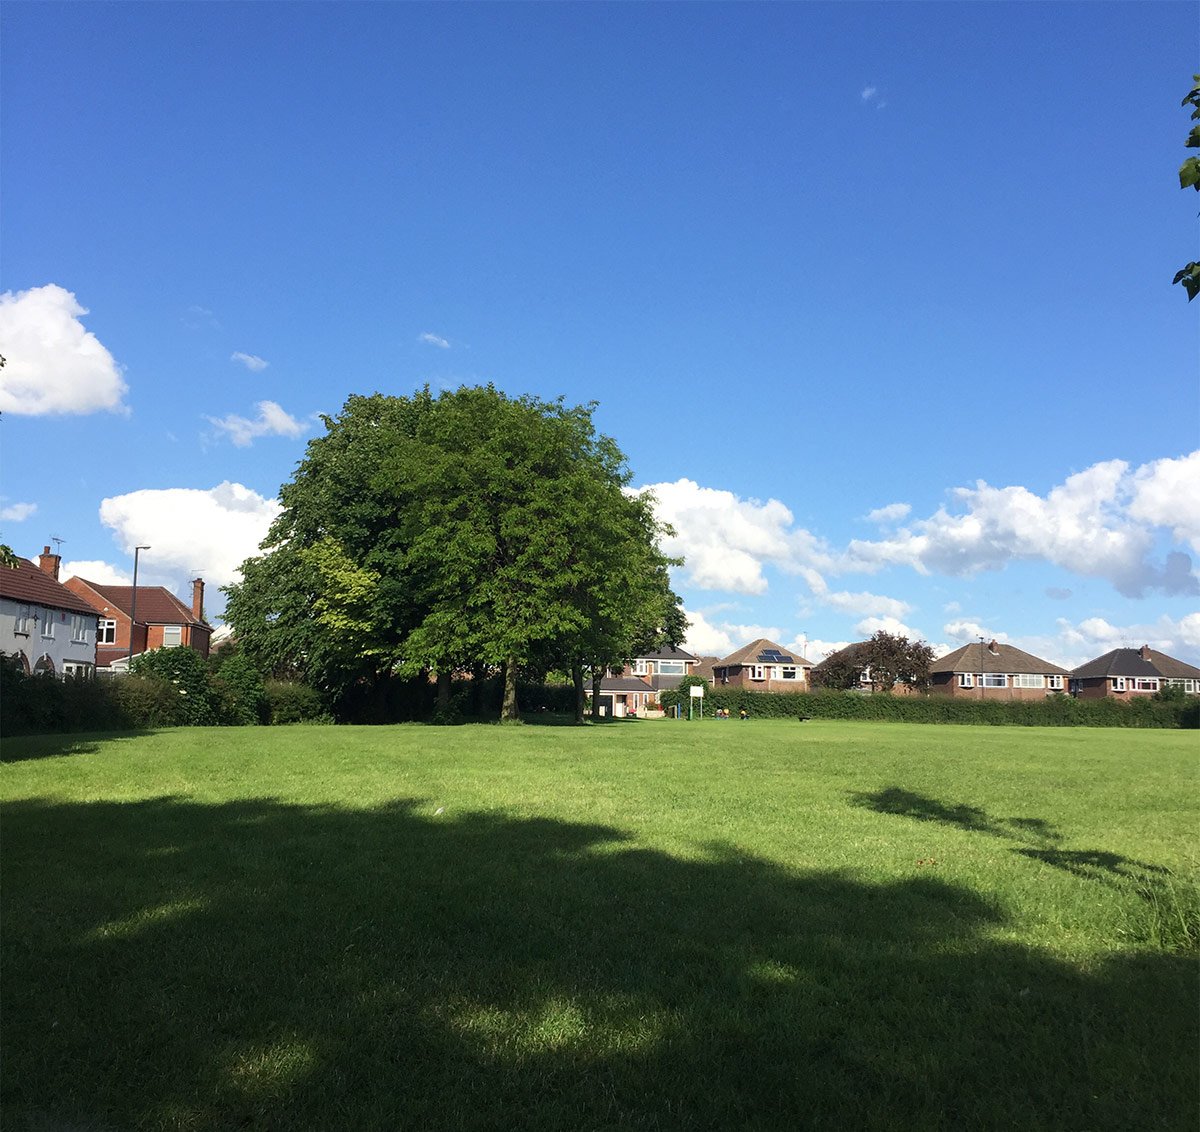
[635,645,697,662]
[716,638,812,668]
[1070,647,1200,680]
[599,675,659,693]
[932,641,1068,676]
[690,656,720,683]
[811,641,872,671]
[0,559,99,617]
[71,580,209,628]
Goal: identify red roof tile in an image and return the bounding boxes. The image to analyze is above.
[0,560,100,617]
[71,580,209,627]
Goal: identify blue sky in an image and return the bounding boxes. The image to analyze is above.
[3,1,1198,666]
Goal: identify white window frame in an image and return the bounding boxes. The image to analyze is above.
[1048,675,1064,690]
[62,661,92,680]
[1134,678,1158,692]
[633,659,649,676]
[657,660,686,676]
[982,673,1007,688]
[14,606,32,635]
[71,615,89,642]
[751,665,765,680]
[162,625,183,648]
[1112,677,1127,692]
[42,611,56,640]
[1013,674,1044,689]
[781,666,797,680]
[958,673,974,688]
[98,619,117,644]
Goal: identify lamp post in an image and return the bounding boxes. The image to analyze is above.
[128,546,151,666]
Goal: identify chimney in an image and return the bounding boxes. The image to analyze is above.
[987,639,999,655]
[192,578,205,622]
[1140,644,1152,661]
[37,545,61,581]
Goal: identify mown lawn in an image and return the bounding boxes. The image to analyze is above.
[2,719,1197,1131]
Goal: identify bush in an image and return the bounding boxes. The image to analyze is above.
[212,652,267,725]
[656,685,1197,728]
[129,648,219,725]
[263,680,327,724]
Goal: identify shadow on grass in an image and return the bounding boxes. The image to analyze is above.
[0,730,149,763]
[3,796,1195,1131]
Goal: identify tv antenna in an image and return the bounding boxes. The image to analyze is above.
[51,536,66,553]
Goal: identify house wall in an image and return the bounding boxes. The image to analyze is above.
[929,673,1065,700]
[715,666,812,692]
[0,596,97,675]
[1071,677,1158,701]
[65,578,211,665]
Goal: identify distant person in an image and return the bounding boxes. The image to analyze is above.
[739,708,748,721]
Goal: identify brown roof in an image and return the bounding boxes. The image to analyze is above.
[636,645,698,662]
[1071,647,1200,681]
[716,638,813,669]
[690,656,720,683]
[933,641,1067,676]
[0,559,100,617]
[811,641,872,671]
[70,580,209,628]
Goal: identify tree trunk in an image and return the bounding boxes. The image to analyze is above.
[590,666,603,722]
[501,656,520,722]
[436,669,452,712]
[572,660,585,724]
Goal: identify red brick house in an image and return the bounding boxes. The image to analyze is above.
[595,646,699,716]
[64,574,213,672]
[1069,646,1200,699]
[712,638,813,692]
[929,640,1069,699]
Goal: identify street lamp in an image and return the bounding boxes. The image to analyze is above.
[128,546,151,665]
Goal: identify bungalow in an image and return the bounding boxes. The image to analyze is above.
[0,547,99,678]
[929,640,1069,699]
[1070,646,1200,699]
[712,638,813,692]
[64,574,213,672]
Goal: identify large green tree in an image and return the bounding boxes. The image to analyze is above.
[225,386,682,722]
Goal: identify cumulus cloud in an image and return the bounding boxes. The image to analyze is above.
[638,479,834,595]
[866,502,911,525]
[61,560,132,586]
[206,400,308,447]
[943,620,1008,645]
[854,615,918,639]
[0,284,129,416]
[681,609,784,658]
[823,590,913,619]
[845,454,1200,598]
[0,502,36,522]
[98,481,282,589]
[231,352,269,372]
[419,332,451,349]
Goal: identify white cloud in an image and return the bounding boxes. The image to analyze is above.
[98,481,282,589]
[854,615,918,639]
[943,620,1008,645]
[681,608,784,658]
[61,560,131,586]
[206,400,308,447]
[865,502,910,525]
[0,502,36,522]
[823,590,913,619]
[861,86,878,101]
[1128,451,1200,553]
[0,284,129,416]
[231,352,269,372]
[639,479,834,595]
[419,332,451,349]
[845,454,1200,598]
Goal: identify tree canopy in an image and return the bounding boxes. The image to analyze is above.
[224,387,684,721]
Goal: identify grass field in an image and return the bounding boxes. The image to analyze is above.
[3,719,1197,1131]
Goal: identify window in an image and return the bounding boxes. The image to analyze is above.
[14,606,32,635]
[750,665,765,680]
[98,619,117,644]
[781,666,797,680]
[1111,677,1127,692]
[1134,678,1158,692]
[657,660,686,675]
[162,625,183,648]
[1048,675,1064,690]
[71,615,89,642]
[633,659,649,676]
[982,673,1007,688]
[42,612,56,640]
[62,661,92,680]
[1013,674,1044,689]
[958,673,974,688]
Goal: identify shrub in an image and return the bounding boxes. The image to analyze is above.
[130,648,219,725]
[212,652,267,725]
[263,680,327,724]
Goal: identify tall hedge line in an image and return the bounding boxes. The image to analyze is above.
[658,686,1198,729]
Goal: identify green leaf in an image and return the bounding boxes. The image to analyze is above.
[1179,156,1200,190]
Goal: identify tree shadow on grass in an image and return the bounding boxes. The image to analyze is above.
[0,730,149,763]
[2,795,1195,1131]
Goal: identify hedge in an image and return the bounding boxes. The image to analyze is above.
[657,686,1198,729]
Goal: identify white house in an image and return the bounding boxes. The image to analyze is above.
[0,548,99,678]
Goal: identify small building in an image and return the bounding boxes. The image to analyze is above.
[712,638,813,692]
[64,574,213,672]
[0,547,99,678]
[595,646,699,716]
[929,640,1069,699]
[1070,646,1200,699]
